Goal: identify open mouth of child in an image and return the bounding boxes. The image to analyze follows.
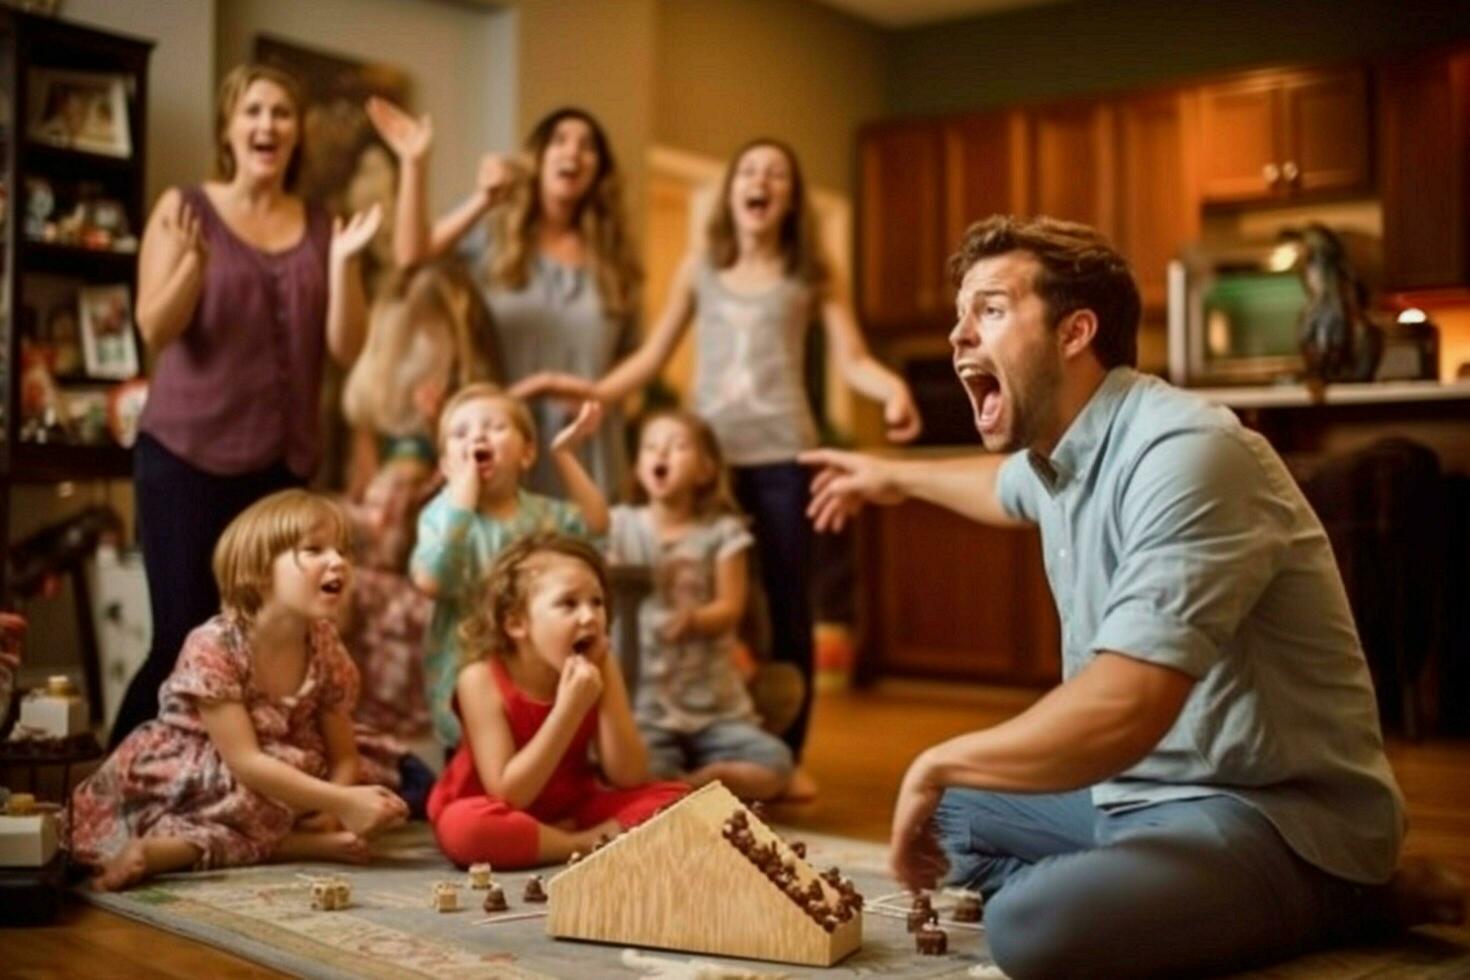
[571,635,596,656]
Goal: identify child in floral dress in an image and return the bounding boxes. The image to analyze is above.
[68,490,408,890]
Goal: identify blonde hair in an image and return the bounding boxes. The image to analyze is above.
[436,383,537,452]
[457,532,610,667]
[213,489,350,620]
[628,410,741,519]
[706,138,829,289]
[486,108,642,319]
[215,64,306,190]
[343,266,478,437]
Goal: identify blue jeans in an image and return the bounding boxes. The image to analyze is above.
[731,462,813,758]
[640,720,795,779]
[935,788,1398,979]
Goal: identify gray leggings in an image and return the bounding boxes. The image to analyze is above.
[935,789,1396,979]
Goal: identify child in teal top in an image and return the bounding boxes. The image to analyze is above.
[411,383,607,745]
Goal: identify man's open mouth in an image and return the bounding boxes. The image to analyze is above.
[957,364,1003,430]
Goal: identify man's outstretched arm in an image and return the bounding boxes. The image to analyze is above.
[801,449,1027,531]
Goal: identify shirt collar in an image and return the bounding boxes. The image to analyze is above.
[1026,366,1137,495]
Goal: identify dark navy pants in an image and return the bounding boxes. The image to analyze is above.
[110,434,300,747]
[731,461,814,759]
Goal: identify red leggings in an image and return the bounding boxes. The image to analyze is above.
[431,780,687,868]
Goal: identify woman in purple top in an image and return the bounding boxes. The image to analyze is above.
[110,64,381,746]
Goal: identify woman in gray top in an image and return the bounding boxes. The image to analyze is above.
[596,139,921,774]
[367,99,641,496]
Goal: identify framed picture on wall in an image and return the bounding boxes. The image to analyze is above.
[27,68,132,157]
[253,36,410,227]
[78,284,139,380]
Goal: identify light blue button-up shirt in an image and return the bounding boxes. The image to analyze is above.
[997,367,1404,883]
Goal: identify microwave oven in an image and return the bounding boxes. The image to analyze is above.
[1166,241,1309,387]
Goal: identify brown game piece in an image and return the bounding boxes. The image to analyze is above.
[805,879,824,902]
[749,801,766,821]
[482,883,508,912]
[821,866,842,886]
[791,841,806,859]
[729,809,748,829]
[916,924,948,955]
[953,893,983,922]
[907,897,934,933]
[523,875,547,903]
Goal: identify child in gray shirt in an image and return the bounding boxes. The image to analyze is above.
[607,412,793,801]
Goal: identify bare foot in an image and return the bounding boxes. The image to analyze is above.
[275,830,370,865]
[777,767,819,804]
[1390,858,1467,928]
[91,840,149,891]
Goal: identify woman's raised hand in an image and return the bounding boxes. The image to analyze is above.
[330,203,384,265]
[365,96,432,162]
[159,195,207,267]
[476,152,522,209]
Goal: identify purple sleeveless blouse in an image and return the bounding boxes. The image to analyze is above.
[138,186,332,477]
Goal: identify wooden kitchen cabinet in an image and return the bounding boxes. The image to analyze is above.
[859,112,1028,335]
[858,121,946,331]
[1115,91,1200,312]
[1378,47,1470,291]
[1020,100,1117,236]
[941,111,1027,260]
[1197,66,1370,204]
[857,499,1061,686]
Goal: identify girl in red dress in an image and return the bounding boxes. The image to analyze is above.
[429,532,686,868]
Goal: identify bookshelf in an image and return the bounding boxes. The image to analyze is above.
[0,11,151,597]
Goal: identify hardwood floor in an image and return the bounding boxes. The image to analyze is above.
[9,679,1469,978]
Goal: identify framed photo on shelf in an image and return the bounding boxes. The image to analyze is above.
[78,284,139,380]
[26,68,132,158]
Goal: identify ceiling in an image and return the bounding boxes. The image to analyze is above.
[811,0,1069,28]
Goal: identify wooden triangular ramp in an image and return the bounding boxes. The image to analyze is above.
[546,782,862,966]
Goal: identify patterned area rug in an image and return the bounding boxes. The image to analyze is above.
[79,824,1470,979]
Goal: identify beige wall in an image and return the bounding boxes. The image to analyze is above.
[653,0,886,198]
[514,0,657,232]
[217,0,516,218]
[63,0,216,207]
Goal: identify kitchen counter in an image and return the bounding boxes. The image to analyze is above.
[1188,378,1470,409]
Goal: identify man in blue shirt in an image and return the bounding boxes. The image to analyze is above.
[803,216,1465,978]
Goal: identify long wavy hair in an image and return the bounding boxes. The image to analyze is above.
[342,265,466,438]
[486,108,642,319]
[705,138,828,289]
